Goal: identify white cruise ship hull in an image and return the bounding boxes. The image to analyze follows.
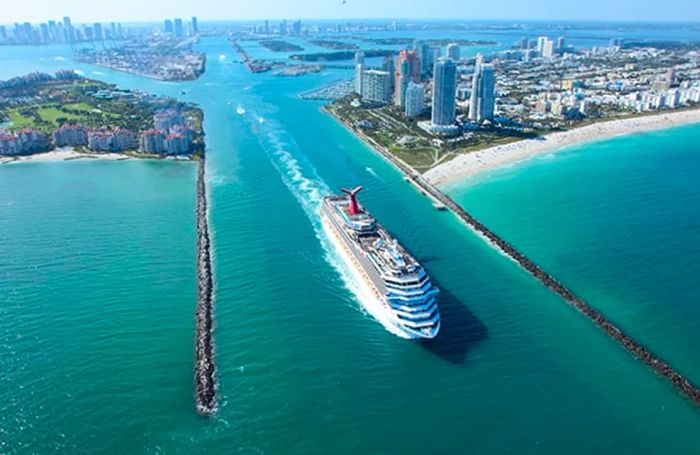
[320,210,440,339]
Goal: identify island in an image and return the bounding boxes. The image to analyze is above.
[260,40,304,52]
[74,37,206,81]
[290,49,394,62]
[358,37,498,46]
[0,71,204,162]
[308,39,359,50]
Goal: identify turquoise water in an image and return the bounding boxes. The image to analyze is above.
[447,123,700,385]
[2,36,700,453]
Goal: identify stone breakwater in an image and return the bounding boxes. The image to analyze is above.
[194,159,217,415]
[414,173,700,407]
[329,111,700,407]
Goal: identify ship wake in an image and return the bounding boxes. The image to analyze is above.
[251,116,409,338]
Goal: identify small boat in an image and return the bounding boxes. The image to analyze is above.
[236,105,246,115]
[258,116,265,124]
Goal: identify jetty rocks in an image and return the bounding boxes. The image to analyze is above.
[414,174,700,408]
[194,159,217,415]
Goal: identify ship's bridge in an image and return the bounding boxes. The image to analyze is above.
[335,201,377,233]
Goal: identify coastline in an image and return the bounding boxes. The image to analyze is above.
[423,108,700,185]
[323,102,700,411]
[0,148,195,165]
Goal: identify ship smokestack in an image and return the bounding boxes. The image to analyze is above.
[341,186,363,215]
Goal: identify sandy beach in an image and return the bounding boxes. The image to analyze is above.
[0,148,131,165]
[423,109,700,185]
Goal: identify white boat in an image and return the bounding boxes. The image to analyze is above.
[320,187,441,339]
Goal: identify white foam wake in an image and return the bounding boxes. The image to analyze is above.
[251,116,408,338]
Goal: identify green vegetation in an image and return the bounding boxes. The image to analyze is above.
[260,40,304,52]
[308,39,359,50]
[290,49,393,62]
[0,75,205,158]
[328,95,539,172]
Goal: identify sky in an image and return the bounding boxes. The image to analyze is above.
[2,0,699,23]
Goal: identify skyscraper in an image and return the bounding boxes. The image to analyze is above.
[468,63,496,123]
[40,24,50,43]
[405,82,425,117]
[382,55,395,92]
[395,50,421,108]
[542,39,555,58]
[174,19,184,38]
[279,20,287,35]
[361,70,392,104]
[191,17,199,36]
[164,19,174,34]
[431,59,457,127]
[414,40,431,75]
[292,20,302,35]
[446,43,461,61]
[63,16,75,42]
[537,36,548,55]
[556,36,566,50]
[355,63,364,95]
[93,23,103,40]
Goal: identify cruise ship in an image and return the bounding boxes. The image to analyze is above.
[321,187,441,338]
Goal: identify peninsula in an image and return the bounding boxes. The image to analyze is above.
[0,71,204,162]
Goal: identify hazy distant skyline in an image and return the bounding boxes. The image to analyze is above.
[3,0,700,23]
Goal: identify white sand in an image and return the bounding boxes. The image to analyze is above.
[0,148,131,164]
[423,109,700,185]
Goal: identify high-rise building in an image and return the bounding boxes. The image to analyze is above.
[110,22,117,39]
[164,19,174,34]
[174,18,184,37]
[191,17,199,36]
[354,51,364,65]
[382,55,395,92]
[414,40,431,75]
[292,20,302,35]
[395,50,421,107]
[40,23,50,43]
[556,36,566,50]
[0,26,6,40]
[542,39,555,58]
[354,63,364,95]
[63,16,75,42]
[83,25,94,41]
[279,20,287,35]
[446,43,461,61]
[405,82,425,117]
[431,59,457,127]
[93,23,103,40]
[264,20,269,34]
[537,36,548,55]
[468,63,496,123]
[361,70,392,104]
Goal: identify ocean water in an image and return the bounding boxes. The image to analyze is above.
[446,123,700,386]
[2,35,700,453]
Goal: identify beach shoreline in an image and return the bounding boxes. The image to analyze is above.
[0,148,195,165]
[423,109,700,185]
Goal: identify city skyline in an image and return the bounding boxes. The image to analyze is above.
[2,0,700,23]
